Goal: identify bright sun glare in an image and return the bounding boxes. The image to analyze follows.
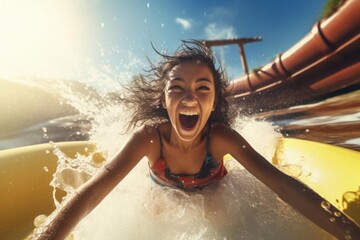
[0,0,85,79]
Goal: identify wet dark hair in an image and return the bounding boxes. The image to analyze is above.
[123,40,233,130]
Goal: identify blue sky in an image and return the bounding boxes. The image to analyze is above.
[0,0,326,82]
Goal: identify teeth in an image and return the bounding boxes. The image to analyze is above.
[180,111,199,116]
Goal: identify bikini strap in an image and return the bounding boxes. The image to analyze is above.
[156,126,164,158]
[205,122,212,155]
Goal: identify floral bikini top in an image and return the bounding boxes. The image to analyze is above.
[149,125,227,191]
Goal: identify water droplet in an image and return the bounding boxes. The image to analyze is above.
[113,16,116,21]
[204,12,207,16]
[150,140,153,143]
[76,131,81,135]
[42,127,47,133]
[345,234,352,239]
[144,19,147,23]
[334,211,341,217]
[44,166,49,172]
[321,201,330,209]
[305,129,310,133]
[34,214,47,227]
[242,145,246,148]
[45,150,50,154]
[161,23,164,28]
[330,217,335,222]
[101,22,105,28]
[147,3,150,8]
[321,201,331,213]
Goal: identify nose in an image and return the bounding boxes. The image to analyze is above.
[181,90,197,106]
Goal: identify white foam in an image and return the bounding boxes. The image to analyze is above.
[32,67,331,239]
[71,160,331,239]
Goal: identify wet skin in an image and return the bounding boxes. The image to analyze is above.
[36,61,360,240]
[162,60,216,150]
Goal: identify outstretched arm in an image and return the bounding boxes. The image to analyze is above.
[32,127,156,240]
[213,124,360,239]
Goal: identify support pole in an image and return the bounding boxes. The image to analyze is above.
[201,37,262,75]
[239,43,249,75]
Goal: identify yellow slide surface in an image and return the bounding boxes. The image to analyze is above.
[0,138,359,239]
[272,138,360,223]
[0,141,104,240]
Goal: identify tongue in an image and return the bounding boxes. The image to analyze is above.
[179,114,198,129]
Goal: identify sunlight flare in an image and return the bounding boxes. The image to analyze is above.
[0,0,85,78]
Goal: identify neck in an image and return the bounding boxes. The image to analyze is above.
[169,130,202,152]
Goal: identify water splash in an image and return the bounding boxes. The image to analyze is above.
[24,58,331,239]
[234,116,282,160]
[68,160,332,239]
[49,143,105,207]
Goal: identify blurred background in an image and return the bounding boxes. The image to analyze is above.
[0,0,359,151]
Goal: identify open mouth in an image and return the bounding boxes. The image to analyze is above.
[179,111,199,129]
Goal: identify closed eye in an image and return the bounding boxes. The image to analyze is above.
[197,86,210,91]
[168,85,184,92]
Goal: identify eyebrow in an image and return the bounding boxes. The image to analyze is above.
[169,77,212,83]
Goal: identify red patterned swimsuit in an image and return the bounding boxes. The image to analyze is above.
[149,126,227,190]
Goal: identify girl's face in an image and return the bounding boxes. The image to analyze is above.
[162,60,216,143]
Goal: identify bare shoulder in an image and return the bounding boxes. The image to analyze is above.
[132,124,158,139]
[210,122,244,143]
[130,123,164,161]
[211,122,233,135]
[209,123,247,160]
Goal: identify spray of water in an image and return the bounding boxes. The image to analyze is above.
[25,55,334,239]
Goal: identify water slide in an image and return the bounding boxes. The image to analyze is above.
[1,139,359,239]
[225,0,360,113]
[1,0,360,239]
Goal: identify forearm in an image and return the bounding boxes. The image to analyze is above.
[276,174,360,239]
[32,168,117,240]
[32,181,103,239]
[31,129,149,239]
[223,128,360,238]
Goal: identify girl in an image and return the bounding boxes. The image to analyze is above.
[34,40,359,239]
